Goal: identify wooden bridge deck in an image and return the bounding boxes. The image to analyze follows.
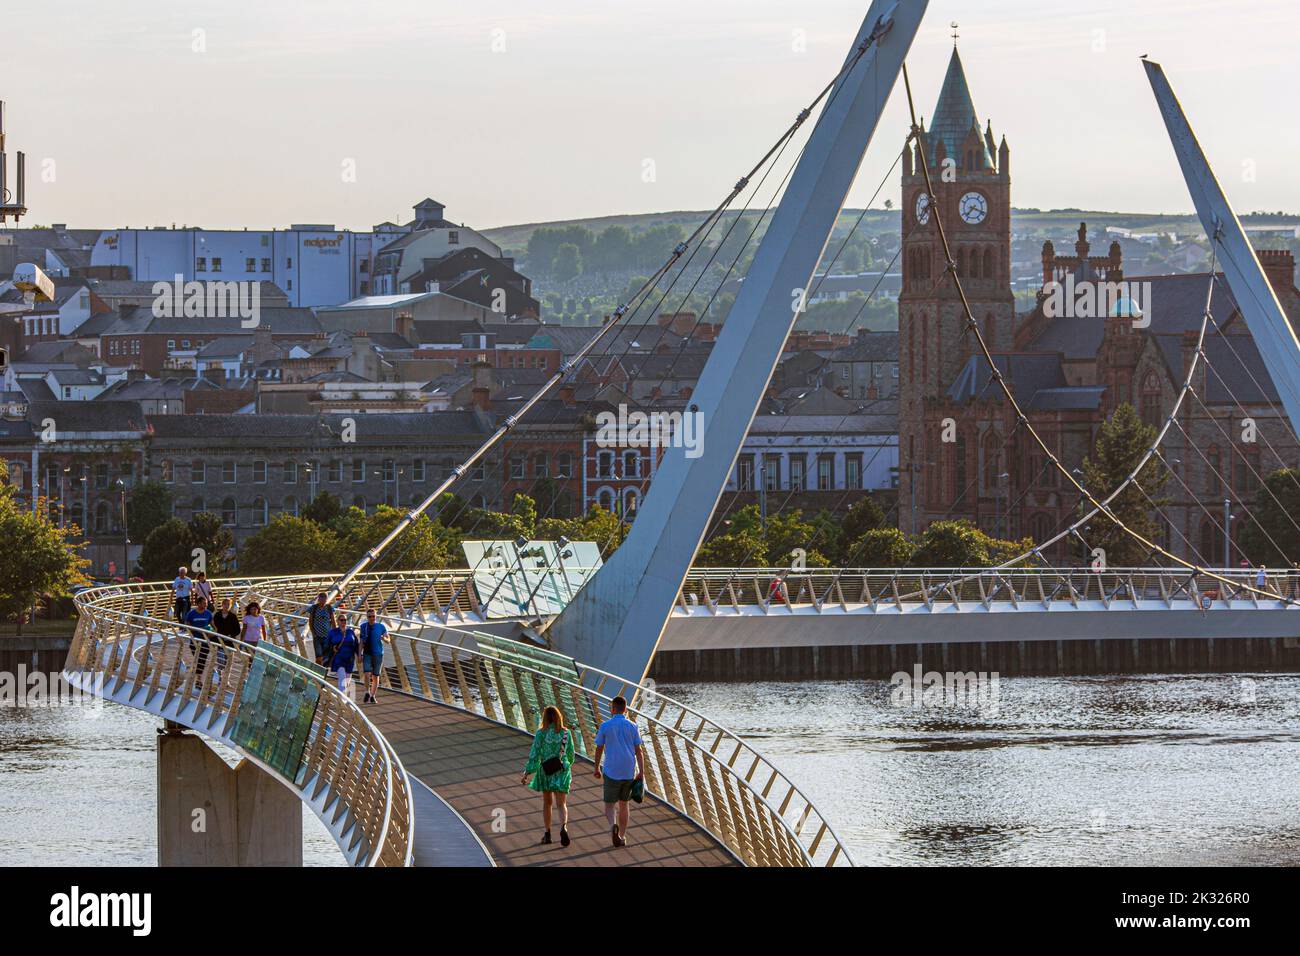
[368,693,738,867]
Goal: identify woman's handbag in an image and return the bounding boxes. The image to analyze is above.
[540,731,568,776]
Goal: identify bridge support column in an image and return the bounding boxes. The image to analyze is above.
[157,724,302,867]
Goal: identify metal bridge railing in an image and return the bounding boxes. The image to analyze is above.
[240,575,853,868]
[68,583,414,868]
[677,567,1300,614]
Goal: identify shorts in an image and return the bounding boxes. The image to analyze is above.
[602,777,635,804]
[363,653,383,674]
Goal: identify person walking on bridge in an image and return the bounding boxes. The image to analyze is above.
[359,608,389,704]
[172,567,193,622]
[325,612,360,696]
[305,592,336,665]
[521,705,575,847]
[593,695,646,848]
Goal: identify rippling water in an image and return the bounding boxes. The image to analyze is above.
[0,704,341,866]
[659,673,1300,866]
[3,674,1298,866]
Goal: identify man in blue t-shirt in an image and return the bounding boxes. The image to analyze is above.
[183,595,216,681]
[359,608,389,704]
[593,695,645,848]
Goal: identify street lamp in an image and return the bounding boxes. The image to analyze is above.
[114,478,129,581]
[997,472,1011,539]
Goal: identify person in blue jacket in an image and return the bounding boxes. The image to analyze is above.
[325,612,360,695]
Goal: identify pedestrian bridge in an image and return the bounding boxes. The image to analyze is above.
[311,565,1300,649]
[67,576,852,868]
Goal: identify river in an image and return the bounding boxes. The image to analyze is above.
[2,673,1298,866]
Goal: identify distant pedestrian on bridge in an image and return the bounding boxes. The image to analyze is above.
[172,567,193,622]
[521,705,575,847]
[240,601,267,646]
[326,612,360,696]
[593,695,646,848]
[183,595,215,682]
[305,593,336,665]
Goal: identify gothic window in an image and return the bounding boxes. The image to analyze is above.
[1206,446,1222,496]
[985,312,997,346]
[983,247,994,280]
[1140,371,1162,428]
[251,497,268,527]
[221,498,237,526]
[1235,446,1261,496]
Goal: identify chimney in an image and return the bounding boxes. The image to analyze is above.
[472,360,493,392]
[472,386,490,411]
[1256,249,1297,297]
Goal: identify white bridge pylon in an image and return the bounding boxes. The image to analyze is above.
[1144,58,1300,437]
[546,0,929,682]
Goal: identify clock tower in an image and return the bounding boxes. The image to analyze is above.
[897,44,1014,531]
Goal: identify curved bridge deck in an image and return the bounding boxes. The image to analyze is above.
[371,694,737,866]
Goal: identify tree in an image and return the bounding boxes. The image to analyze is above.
[0,492,89,634]
[302,491,342,527]
[847,527,914,567]
[126,480,174,542]
[239,514,342,575]
[138,512,234,581]
[695,527,768,568]
[839,496,887,552]
[909,520,993,567]
[332,506,455,571]
[537,505,625,556]
[763,509,830,569]
[1238,468,1300,565]
[551,243,583,282]
[1080,402,1168,567]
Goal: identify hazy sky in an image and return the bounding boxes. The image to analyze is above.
[4,0,1296,231]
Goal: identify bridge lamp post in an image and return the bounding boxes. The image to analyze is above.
[114,478,129,581]
[997,472,1010,539]
[1223,498,1233,570]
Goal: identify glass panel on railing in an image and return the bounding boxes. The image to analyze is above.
[230,644,322,782]
[461,540,603,618]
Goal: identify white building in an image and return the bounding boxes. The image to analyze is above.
[88,198,498,309]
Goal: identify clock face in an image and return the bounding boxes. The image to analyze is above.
[914,192,931,225]
[959,191,988,224]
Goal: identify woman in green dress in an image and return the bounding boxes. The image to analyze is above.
[521,705,576,846]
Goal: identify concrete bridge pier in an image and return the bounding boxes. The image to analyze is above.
[156,722,302,867]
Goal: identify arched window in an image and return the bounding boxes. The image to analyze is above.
[353,495,367,512]
[983,247,994,280]
[1140,371,1162,428]
[624,488,639,518]
[251,497,268,527]
[597,451,613,479]
[221,498,237,526]
[624,451,640,478]
[1205,446,1222,495]
[283,495,298,517]
[597,488,614,513]
[1030,512,1053,544]
[94,500,110,534]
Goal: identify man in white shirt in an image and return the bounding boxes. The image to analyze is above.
[172,567,193,622]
